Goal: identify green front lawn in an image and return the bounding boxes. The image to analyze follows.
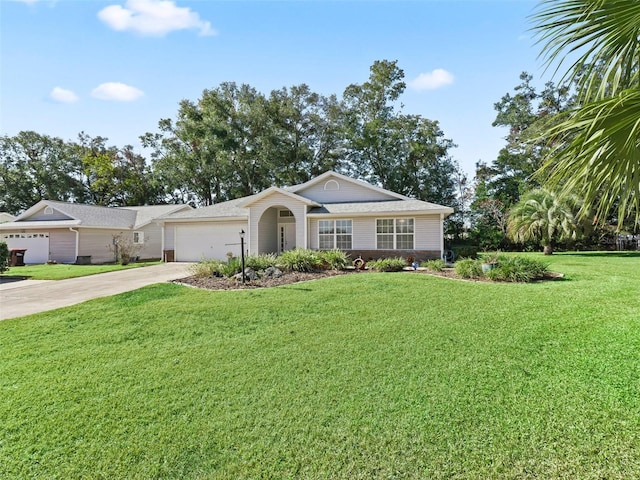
[1,252,640,478]
[0,261,162,280]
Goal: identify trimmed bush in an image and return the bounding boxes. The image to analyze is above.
[246,253,278,271]
[367,257,406,272]
[318,249,350,270]
[454,258,483,279]
[0,241,8,274]
[421,258,446,272]
[277,248,323,272]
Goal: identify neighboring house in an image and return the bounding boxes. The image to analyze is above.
[0,200,192,264]
[0,212,15,224]
[159,171,454,262]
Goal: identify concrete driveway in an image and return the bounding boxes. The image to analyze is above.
[0,263,193,321]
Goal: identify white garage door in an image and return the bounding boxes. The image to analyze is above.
[175,222,247,262]
[1,232,50,264]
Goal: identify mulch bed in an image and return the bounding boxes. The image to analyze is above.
[170,267,528,291]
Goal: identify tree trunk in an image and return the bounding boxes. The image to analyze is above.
[543,244,553,255]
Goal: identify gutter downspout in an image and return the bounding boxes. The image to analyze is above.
[69,227,79,263]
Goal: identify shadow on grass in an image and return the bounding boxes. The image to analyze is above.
[0,275,30,284]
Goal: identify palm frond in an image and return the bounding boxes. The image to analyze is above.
[539,89,640,225]
[531,0,640,100]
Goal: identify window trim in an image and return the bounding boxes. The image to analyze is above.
[133,231,144,245]
[375,217,415,250]
[318,219,352,250]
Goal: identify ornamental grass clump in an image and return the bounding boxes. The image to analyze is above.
[277,248,323,272]
[318,249,350,270]
[189,258,226,278]
[486,256,549,282]
[367,257,406,272]
[421,258,446,272]
[245,253,278,271]
[454,258,483,279]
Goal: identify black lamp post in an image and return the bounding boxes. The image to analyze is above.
[239,229,246,284]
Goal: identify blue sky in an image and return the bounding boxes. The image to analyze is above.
[1,0,545,178]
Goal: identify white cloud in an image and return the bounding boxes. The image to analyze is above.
[91,82,144,101]
[409,69,455,91]
[98,0,216,37]
[50,87,79,103]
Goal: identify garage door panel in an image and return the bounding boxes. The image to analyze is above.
[175,222,246,262]
[1,232,50,264]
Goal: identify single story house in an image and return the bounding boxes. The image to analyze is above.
[0,200,192,264]
[159,171,454,262]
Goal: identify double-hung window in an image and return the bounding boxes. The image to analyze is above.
[133,231,144,244]
[318,219,352,249]
[376,218,414,249]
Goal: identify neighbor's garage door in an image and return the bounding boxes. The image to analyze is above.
[1,232,50,264]
[174,222,246,262]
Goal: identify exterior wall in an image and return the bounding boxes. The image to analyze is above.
[308,214,442,252]
[138,223,163,260]
[78,228,122,264]
[164,224,176,250]
[49,229,76,263]
[27,206,72,221]
[248,193,307,254]
[257,208,278,254]
[295,178,396,204]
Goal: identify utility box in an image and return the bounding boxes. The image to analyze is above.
[9,249,27,267]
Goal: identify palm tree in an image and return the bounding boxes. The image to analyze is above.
[507,189,579,254]
[532,0,640,226]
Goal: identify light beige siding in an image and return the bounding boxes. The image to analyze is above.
[138,223,163,259]
[296,178,396,203]
[164,224,176,250]
[309,214,441,251]
[248,192,307,254]
[27,206,73,221]
[78,229,121,263]
[50,229,76,263]
[415,215,441,250]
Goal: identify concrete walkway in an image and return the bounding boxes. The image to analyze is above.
[0,263,193,321]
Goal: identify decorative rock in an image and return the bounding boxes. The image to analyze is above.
[263,266,283,278]
[234,267,258,282]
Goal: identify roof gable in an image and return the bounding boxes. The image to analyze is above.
[288,171,407,203]
[238,187,321,208]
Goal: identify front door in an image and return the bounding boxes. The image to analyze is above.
[279,223,296,253]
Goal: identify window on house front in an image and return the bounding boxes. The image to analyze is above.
[376,218,414,249]
[318,219,352,249]
[133,231,144,244]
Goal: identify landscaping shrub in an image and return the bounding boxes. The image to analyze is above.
[245,253,278,271]
[421,258,446,272]
[189,259,226,278]
[454,258,483,279]
[220,257,242,277]
[0,241,8,273]
[486,256,549,282]
[367,257,406,272]
[319,249,350,270]
[277,248,323,272]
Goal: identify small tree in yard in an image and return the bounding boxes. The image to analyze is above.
[0,241,9,273]
[109,233,143,265]
[507,188,579,255]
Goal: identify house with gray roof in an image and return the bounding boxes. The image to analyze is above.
[0,200,191,264]
[159,171,454,262]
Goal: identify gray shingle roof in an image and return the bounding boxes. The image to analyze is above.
[44,200,137,228]
[308,199,453,215]
[163,196,251,220]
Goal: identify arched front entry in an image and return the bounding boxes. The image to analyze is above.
[257,206,297,254]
